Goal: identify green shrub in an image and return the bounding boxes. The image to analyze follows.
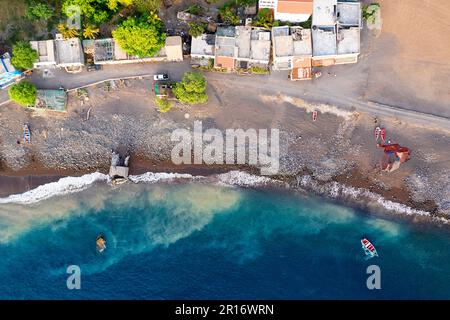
[155,97,172,112]
[173,72,208,105]
[11,41,38,71]
[8,82,37,107]
[188,22,207,38]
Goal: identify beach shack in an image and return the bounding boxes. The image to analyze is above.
[109,151,130,184]
[34,89,67,112]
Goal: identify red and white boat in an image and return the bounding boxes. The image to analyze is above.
[361,238,378,258]
[374,126,381,140]
[380,128,387,141]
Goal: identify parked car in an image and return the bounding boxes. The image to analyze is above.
[153,73,169,81]
[87,64,102,72]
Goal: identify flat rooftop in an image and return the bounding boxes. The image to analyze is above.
[250,29,271,62]
[215,36,235,57]
[337,27,360,54]
[337,2,361,26]
[94,39,115,62]
[55,38,84,65]
[217,26,236,37]
[235,26,251,59]
[30,40,56,63]
[273,26,312,57]
[312,26,337,56]
[313,0,337,26]
[292,27,312,56]
[191,34,216,56]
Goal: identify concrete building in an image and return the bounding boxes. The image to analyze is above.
[311,0,361,66]
[210,26,271,71]
[272,26,312,74]
[312,0,337,26]
[54,36,85,72]
[165,36,184,62]
[259,0,313,23]
[93,37,181,65]
[190,34,216,61]
[214,27,236,70]
[30,40,57,69]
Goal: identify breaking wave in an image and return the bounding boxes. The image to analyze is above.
[217,170,275,187]
[297,175,449,224]
[0,172,109,205]
[128,172,197,183]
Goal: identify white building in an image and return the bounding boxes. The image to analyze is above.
[30,40,57,69]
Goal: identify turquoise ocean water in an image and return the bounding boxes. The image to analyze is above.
[0,180,449,299]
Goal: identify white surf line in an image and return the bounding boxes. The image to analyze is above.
[0,172,109,205]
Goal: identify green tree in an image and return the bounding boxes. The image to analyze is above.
[219,3,240,25]
[133,0,161,12]
[112,14,166,57]
[107,0,133,10]
[188,22,206,38]
[173,72,208,105]
[26,2,54,20]
[62,0,112,24]
[8,82,37,107]
[11,42,38,71]
[57,23,79,39]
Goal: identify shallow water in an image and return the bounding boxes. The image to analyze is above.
[0,181,449,299]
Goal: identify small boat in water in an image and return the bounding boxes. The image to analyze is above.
[361,238,378,258]
[96,234,106,253]
[312,110,318,122]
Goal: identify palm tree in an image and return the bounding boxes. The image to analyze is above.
[57,23,79,39]
[83,25,100,39]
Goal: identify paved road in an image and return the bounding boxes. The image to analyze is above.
[1,60,449,131]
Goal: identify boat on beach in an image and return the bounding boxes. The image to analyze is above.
[96,234,106,253]
[361,238,378,258]
[23,124,31,143]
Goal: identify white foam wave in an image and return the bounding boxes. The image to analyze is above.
[217,170,274,187]
[128,172,197,183]
[0,172,109,205]
[298,175,449,223]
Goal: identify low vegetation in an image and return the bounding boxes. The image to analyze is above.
[362,3,381,24]
[10,42,38,71]
[112,13,166,57]
[173,72,208,105]
[186,4,202,16]
[8,81,37,106]
[219,2,241,26]
[188,22,207,38]
[155,97,172,113]
[253,8,279,29]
